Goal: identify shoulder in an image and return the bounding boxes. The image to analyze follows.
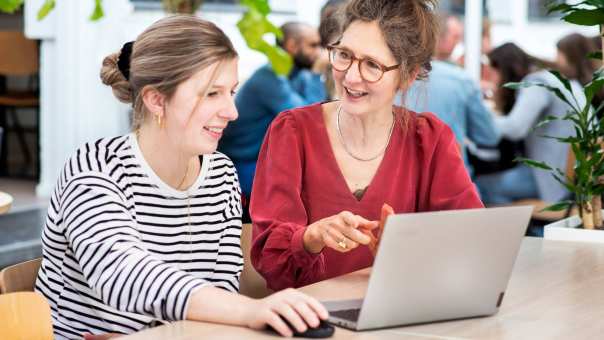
[246,64,278,83]
[523,69,555,84]
[66,135,131,175]
[56,135,132,197]
[270,102,324,132]
[430,61,470,81]
[408,110,456,150]
[207,151,237,176]
[205,151,240,189]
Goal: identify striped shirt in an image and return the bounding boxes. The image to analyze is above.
[34,133,243,339]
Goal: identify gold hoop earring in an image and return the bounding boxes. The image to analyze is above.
[155,114,163,128]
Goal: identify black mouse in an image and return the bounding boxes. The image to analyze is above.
[267,317,335,338]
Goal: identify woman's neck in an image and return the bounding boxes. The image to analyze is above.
[338,105,394,149]
[136,125,200,191]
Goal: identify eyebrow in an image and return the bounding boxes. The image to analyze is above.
[209,82,240,90]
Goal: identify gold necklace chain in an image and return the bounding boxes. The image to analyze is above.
[336,104,395,162]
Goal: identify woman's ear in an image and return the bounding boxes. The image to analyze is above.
[141,85,166,119]
[400,66,421,91]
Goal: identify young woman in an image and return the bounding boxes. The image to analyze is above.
[250,0,483,291]
[34,15,326,339]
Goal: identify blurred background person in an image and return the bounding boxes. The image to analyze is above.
[435,14,463,63]
[219,21,329,219]
[405,12,501,178]
[475,35,590,205]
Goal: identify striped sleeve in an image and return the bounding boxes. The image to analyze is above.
[210,165,243,291]
[61,173,209,321]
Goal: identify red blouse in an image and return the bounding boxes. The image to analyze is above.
[250,103,483,291]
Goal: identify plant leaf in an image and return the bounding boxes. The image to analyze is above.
[542,201,573,212]
[585,68,604,104]
[37,0,55,20]
[552,172,576,192]
[584,0,604,9]
[89,0,104,21]
[534,115,559,129]
[547,3,574,15]
[588,51,603,60]
[549,70,573,95]
[0,0,23,13]
[563,9,604,26]
[504,81,577,112]
[538,134,582,143]
[515,157,553,170]
[236,5,292,76]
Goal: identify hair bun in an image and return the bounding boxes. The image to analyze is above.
[100,52,133,104]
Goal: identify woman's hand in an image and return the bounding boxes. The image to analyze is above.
[303,211,378,254]
[243,288,329,337]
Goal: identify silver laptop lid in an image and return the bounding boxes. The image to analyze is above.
[356,206,532,330]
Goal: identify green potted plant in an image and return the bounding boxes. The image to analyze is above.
[510,0,604,241]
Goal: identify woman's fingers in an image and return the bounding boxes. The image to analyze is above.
[289,299,320,328]
[299,293,329,320]
[274,303,307,333]
[325,227,356,252]
[265,311,292,337]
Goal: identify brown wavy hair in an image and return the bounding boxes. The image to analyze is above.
[339,0,439,84]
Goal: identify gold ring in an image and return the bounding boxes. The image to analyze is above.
[338,239,347,249]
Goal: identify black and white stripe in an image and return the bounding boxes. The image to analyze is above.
[35,134,243,339]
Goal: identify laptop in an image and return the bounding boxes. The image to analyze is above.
[324,205,533,331]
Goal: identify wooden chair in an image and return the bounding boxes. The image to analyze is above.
[239,223,273,299]
[0,190,13,214]
[0,258,42,294]
[0,31,39,176]
[0,292,53,340]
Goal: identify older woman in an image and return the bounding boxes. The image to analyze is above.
[250,0,483,291]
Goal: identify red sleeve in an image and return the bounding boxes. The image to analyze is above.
[249,111,325,291]
[416,114,484,211]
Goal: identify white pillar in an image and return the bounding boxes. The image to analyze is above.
[25,0,134,197]
[464,0,483,83]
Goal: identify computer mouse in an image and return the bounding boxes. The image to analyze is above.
[267,317,335,338]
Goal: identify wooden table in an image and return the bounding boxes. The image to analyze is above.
[122,237,604,339]
[0,191,12,214]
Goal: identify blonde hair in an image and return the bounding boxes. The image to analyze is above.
[100,15,238,129]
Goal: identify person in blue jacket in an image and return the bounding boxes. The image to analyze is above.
[219,22,328,201]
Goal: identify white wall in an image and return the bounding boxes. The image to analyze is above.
[488,0,598,60]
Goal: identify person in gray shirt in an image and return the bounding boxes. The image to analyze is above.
[475,39,590,204]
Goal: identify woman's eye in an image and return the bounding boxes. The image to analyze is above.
[207,91,219,97]
[339,51,351,60]
[366,60,381,70]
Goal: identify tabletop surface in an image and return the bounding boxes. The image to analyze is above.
[122,237,604,339]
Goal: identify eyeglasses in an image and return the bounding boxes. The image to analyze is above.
[327,45,400,83]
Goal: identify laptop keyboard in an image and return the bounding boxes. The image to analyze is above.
[330,308,361,322]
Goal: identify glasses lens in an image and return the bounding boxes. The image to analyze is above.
[330,48,352,71]
[360,59,383,82]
